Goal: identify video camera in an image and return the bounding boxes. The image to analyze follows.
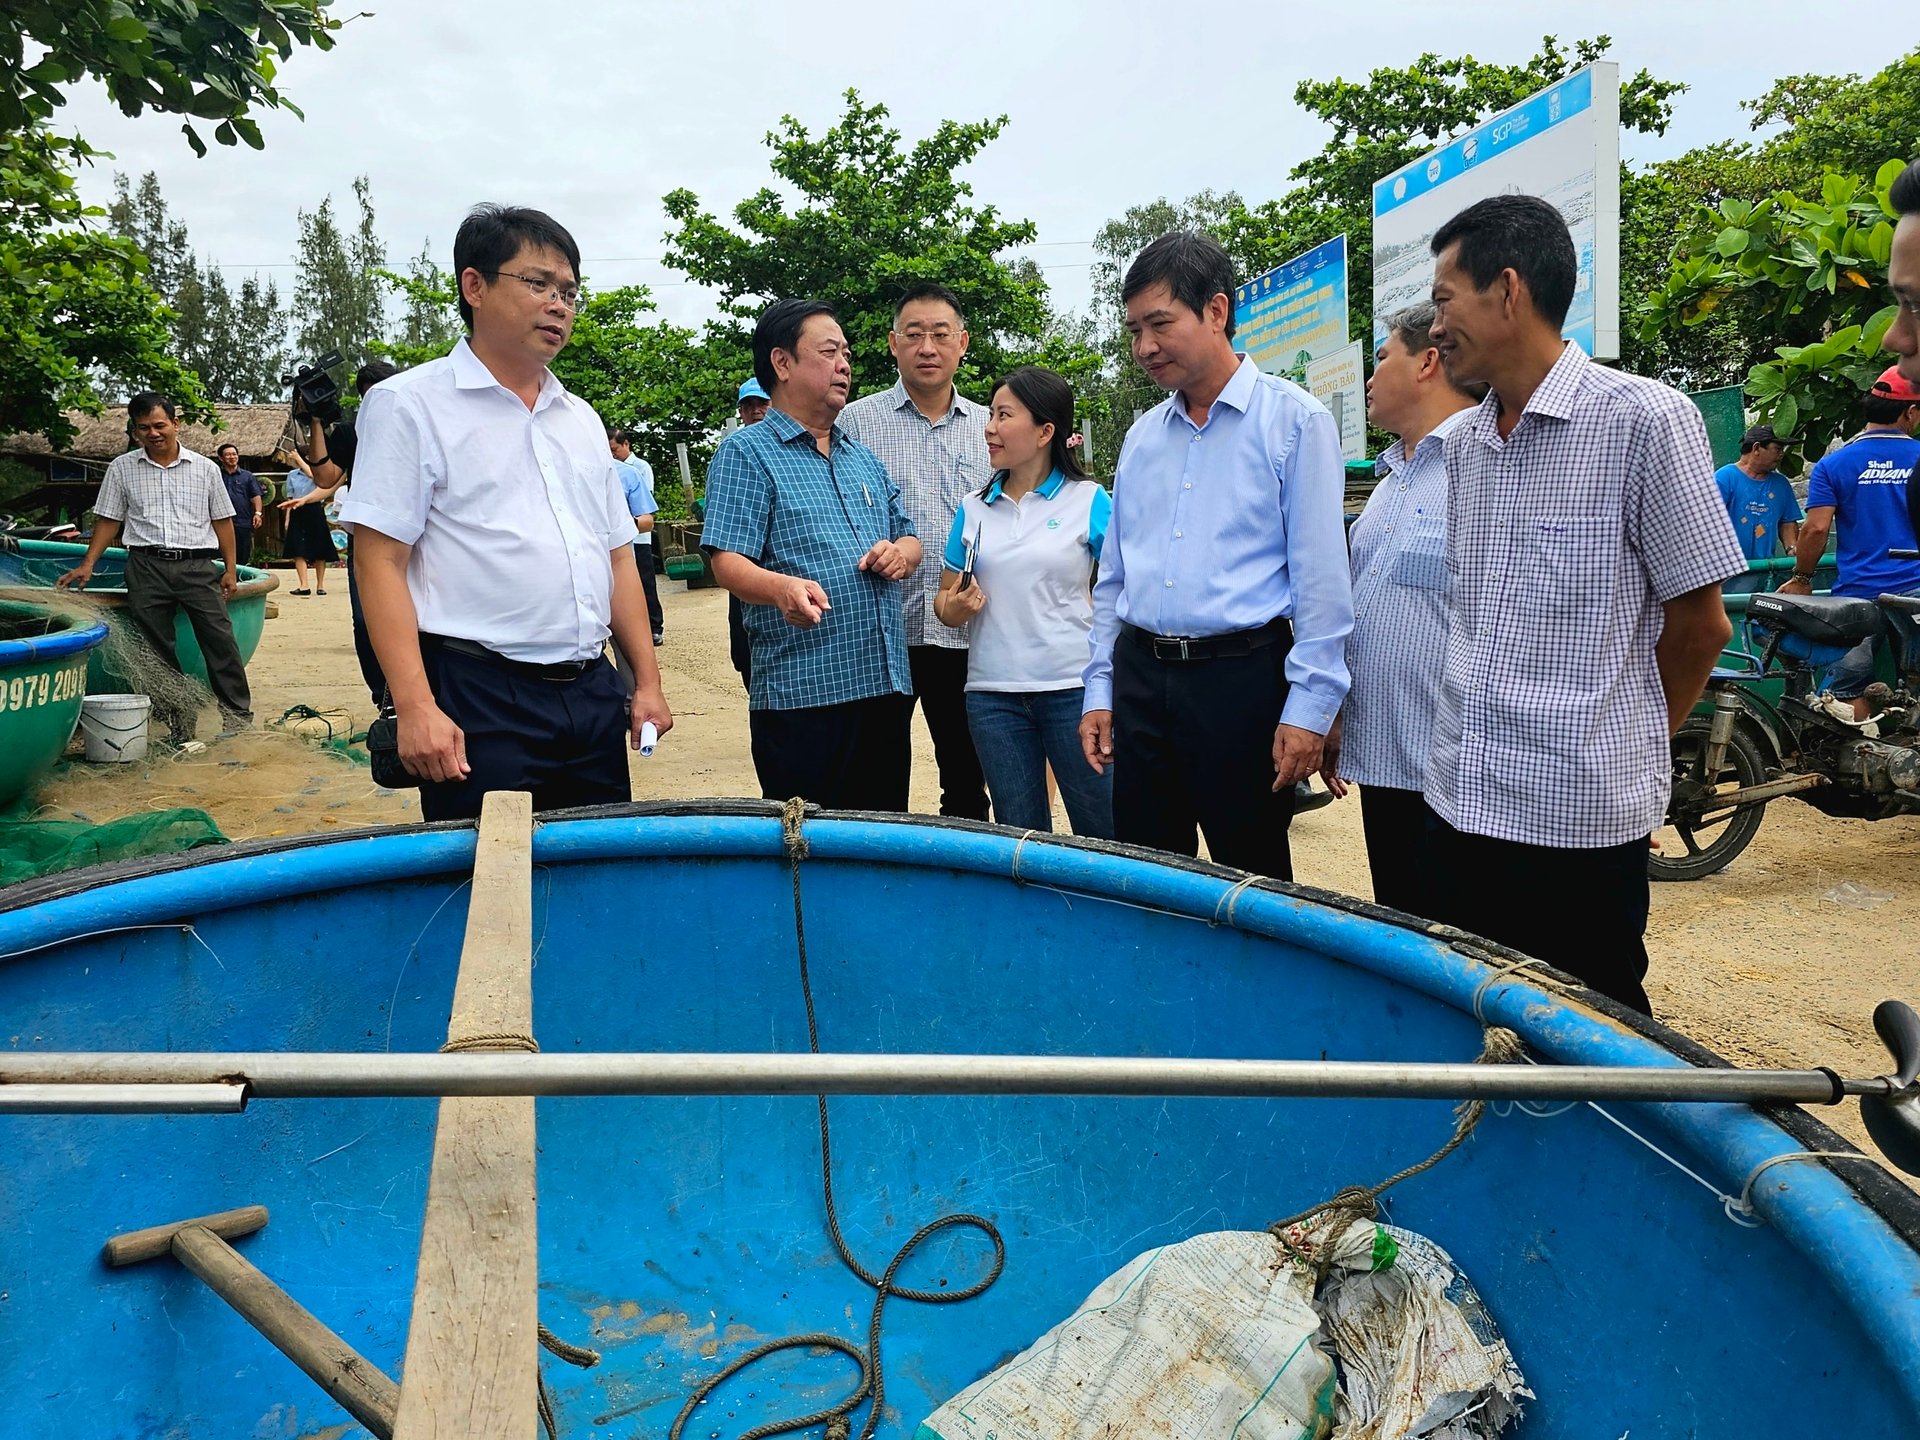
[281,351,347,426]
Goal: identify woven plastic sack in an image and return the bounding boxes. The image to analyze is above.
[918,1222,1527,1440]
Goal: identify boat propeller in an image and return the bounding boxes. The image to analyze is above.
[1861,1000,1920,1177]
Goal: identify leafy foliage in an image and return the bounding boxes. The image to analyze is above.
[1641,160,1906,468]
[662,90,1052,401]
[293,175,386,367]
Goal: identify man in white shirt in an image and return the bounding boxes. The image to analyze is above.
[57,392,251,743]
[342,205,671,821]
[609,426,664,645]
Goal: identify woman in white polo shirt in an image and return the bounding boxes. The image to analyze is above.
[933,366,1113,837]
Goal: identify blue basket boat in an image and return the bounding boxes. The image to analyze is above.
[0,801,1915,1437]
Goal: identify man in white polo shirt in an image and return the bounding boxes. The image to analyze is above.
[343,204,671,820]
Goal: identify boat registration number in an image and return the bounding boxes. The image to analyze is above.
[0,661,87,713]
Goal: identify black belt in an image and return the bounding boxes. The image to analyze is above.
[130,545,219,561]
[1123,615,1292,662]
[424,634,597,683]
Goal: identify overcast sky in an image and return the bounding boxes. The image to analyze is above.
[50,3,1918,334]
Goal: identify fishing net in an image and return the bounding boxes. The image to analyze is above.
[0,806,226,887]
[25,582,220,733]
[7,720,416,888]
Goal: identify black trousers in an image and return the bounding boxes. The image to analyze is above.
[124,550,252,739]
[909,644,990,820]
[345,542,386,708]
[1422,801,1654,1015]
[416,643,631,823]
[728,595,752,692]
[1111,625,1297,879]
[232,526,254,566]
[750,693,912,812]
[636,541,664,637]
[1358,784,1441,920]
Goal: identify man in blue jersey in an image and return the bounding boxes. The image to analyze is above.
[1780,366,1920,720]
[1714,424,1801,592]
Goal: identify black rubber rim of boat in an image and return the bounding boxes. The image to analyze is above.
[5,797,1916,1248]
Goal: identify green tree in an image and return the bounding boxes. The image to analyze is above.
[0,1,339,443]
[1744,51,1920,190]
[379,240,461,369]
[550,287,749,523]
[106,169,289,401]
[1640,160,1906,468]
[662,90,1051,400]
[293,174,385,366]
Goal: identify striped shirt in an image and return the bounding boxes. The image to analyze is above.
[1341,407,1472,791]
[837,380,992,649]
[93,445,234,548]
[1426,343,1746,847]
[701,406,915,710]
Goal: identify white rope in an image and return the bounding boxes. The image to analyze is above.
[0,922,227,970]
[1210,873,1264,928]
[1470,954,1553,1025]
[1008,830,1042,885]
[1731,1151,1877,1223]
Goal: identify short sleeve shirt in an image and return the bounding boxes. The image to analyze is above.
[222,467,265,526]
[941,469,1111,692]
[1426,343,1746,847]
[616,454,657,543]
[94,445,233,549]
[1805,434,1920,598]
[1714,463,1803,562]
[700,407,915,710]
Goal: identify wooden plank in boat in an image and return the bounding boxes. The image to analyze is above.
[393,790,538,1439]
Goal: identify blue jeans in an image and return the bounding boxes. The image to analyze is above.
[965,687,1113,839]
[1825,590,1920,698]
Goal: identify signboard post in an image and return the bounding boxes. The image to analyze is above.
[1305,341,1367,462]
[1232,236,1349,378]
[1371,62,1621,360]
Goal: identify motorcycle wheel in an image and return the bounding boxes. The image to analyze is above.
[1650,717,1769,881]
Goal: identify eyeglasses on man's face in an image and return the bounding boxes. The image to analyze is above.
[489,270,582,310]
[894,326,958,347]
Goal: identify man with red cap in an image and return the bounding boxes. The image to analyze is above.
[1780,364,1920,720]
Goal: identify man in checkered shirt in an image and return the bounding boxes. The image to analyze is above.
[839,282,994,822]
[58,392,251,743]
[1422,196,1744,1014]
[703,298,922,810]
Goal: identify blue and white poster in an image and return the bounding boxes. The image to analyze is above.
[1233,235,1349,378]
[1371,63,1621,360]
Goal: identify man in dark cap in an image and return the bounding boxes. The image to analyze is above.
[1713,423,1800,593]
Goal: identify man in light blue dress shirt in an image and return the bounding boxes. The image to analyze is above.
[1323,303,1483,918]
[1079,233,1354,879]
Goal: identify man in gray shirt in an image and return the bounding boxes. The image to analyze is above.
[838,282,993,820]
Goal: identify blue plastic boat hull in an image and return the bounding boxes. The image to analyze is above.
[1,805,1915,1437]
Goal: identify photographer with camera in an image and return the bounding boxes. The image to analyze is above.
[283,357,398,706]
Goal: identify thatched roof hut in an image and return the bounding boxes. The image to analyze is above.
[0,405,300,472]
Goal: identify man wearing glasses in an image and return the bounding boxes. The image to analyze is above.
[342,204,671,819]
[702,298,921,810]
[838,282,993,820]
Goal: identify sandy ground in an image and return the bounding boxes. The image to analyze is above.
[83,576,1920,1166]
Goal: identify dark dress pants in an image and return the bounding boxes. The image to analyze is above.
[636,541,665,637]
[232,526,253,566]
[124,550,252,739]
[1358,783,1442,920]
[1421,800,1654,1015]
[1111,628,1297,879]
[908,644,990,820]
[345,540,386,708]
[416,643,631,823]
[750,693,913,812]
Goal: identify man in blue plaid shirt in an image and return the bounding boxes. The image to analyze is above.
[702,299,923,809]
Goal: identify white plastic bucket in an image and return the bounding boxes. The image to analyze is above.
[79,693,151,763]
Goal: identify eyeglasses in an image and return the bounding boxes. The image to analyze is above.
[489,270,582,310]
[894,326,958,346]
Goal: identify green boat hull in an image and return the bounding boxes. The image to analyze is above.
[0,539,277,693]
[0,601,112,808]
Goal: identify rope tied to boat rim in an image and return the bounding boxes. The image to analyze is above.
[432,1039,594,1437]
[667,797,1006,1440]
[1268,1026,1527,1271]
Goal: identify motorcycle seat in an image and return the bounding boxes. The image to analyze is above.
[1746,591,1885,645]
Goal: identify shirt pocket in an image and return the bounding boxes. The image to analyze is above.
[1513,515,1615,614]
[1391,518,1449,591]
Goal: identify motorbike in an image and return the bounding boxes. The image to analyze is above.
[1651,551,1920,880]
